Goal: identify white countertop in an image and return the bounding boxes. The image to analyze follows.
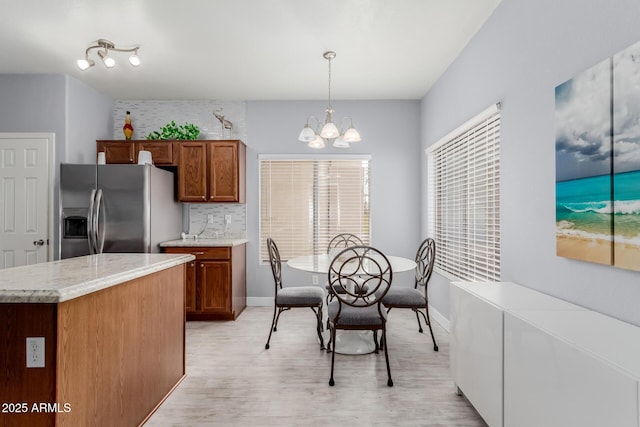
[0,253,194,303]
[159,238,249,247]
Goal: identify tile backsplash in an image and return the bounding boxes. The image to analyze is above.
[187,204,246,239]
[111,100,248,240]
[112,100,247,142]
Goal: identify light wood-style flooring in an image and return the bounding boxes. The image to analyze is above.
[145,307,486,426]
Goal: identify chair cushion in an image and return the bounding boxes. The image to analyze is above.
[328,301,387,326]
[381,288,426,308]
[326,283,370,294]
[277,286,325,306]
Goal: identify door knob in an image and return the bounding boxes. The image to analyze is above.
[33,239,45,246]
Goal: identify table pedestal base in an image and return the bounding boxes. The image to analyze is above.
[324,330,377,355]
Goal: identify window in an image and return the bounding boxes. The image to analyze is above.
[260,156,371,261]
[426,104,501,281]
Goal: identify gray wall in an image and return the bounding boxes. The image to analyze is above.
[421,0,640,325]
[0,74,112,259]
[246,100,422,300]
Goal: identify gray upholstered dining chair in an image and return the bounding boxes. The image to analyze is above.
[265,238,325,350]
[326,245,394,387]
[381,237,438,351]
[325,233,364,304]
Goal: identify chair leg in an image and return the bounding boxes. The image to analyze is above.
[373,330,380,353]
[265,304,278,349]
[416,307,438,351]
[313,306,325,350]
[382,327,393,387]
[414,309,424,333]
[329,326,337,386]
[424,305,439,351]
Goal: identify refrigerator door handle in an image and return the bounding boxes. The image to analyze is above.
[94,189,105,254]
[87,189,97,254]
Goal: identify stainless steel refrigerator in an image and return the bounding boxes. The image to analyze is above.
[59,164,181,259]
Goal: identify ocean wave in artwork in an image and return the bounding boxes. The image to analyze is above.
[558,200,640,215]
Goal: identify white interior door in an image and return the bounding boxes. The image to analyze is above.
[0,133,54,269]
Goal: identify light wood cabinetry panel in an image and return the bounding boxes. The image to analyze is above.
[185,260,197,314]
[97,140,136,164]
[208,141,245,202]
[163,245,246,320]
[200,261,231,313]
[177,142,208,202]
[178,140,245,203]
[96,140,245,203]
[97,140,177,166]
[0,266,185,427]
[135,141,176,165]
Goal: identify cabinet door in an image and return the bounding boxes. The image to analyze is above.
[136,141,175,165]
[185,260,197,314]
[177,142,208,202]
[102,142,135,164]
[199,260,231,314]
[208,142,239,202]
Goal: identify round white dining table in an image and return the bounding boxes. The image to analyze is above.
[287,253,417,274]
[287,253,417,355]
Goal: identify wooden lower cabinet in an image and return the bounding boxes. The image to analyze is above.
[163,245,246,320]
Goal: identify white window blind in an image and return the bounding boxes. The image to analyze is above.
[426,104,501,281]
[260,157,371,261]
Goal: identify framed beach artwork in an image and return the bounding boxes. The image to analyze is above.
[555,40,640,272]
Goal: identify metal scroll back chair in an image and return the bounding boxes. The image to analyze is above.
[265,238,325,350]
[326,246,394,387]
[381,237,438,351]
[326,233,365,304]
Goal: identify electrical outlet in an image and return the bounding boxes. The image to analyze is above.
[224,214,231,225]
[207,214,214,224]
[26,337,45,368]
[312,275,319,285]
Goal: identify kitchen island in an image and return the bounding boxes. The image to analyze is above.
[0,253,194,427]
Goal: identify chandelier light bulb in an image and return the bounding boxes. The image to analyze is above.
[308,135,325,149]
[320,122,340,139]
[342,127,361,143]
[298,124,316,142]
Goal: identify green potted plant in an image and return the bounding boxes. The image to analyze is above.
[146,121,200,140]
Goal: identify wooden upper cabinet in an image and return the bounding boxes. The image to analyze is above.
[177,142,208,202]
[97,141,135,164]
[97,139,246,203]
[96,140,177,166]
[178,140,246,203]
[135,141,176,165]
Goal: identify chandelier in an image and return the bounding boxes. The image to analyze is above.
[298,51,361,149]
[77,39,141,71]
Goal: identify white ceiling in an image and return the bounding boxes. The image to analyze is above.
[0,0,501,101]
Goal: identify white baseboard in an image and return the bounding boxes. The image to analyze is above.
[429,304,449,332]
[247,297,273,307]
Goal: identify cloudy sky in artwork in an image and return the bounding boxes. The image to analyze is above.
[555,57,611,182]
[613,39,640,175]
[555,39,640,182]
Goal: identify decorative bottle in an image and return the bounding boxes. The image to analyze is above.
[123,111,134,140]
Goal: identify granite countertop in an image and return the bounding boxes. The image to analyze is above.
[0,253,194,304]
[159,238,249,248]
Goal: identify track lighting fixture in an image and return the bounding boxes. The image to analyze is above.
[77,39,141,71]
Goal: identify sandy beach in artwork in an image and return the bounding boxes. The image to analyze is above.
[556,234,640,271]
